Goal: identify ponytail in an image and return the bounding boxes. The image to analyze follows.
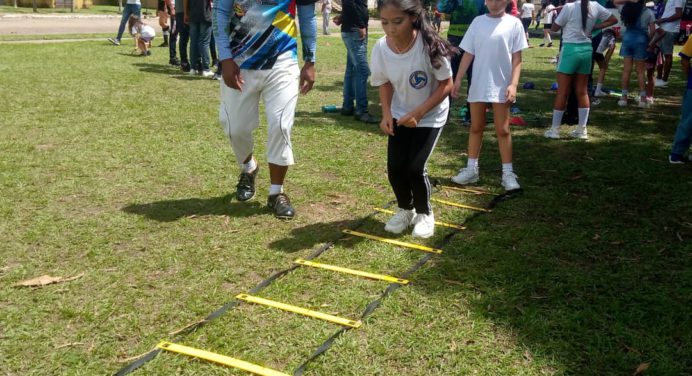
[580,0,588,31]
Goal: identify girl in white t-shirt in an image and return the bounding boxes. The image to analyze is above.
[370,0,458,238]
[450,0,528,192]
[128,15,156,56]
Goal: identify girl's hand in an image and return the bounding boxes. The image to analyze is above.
[505,84,517,104]
[380,117,395,136]
[398,111,420,128]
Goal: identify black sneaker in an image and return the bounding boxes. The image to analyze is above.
[235,167,258,202]
[267,193,295,219]
[355,112,379,124]
[145,50,152,56]
[169,57,181,66]
[180,62,191,73]
[159,41,169,48]
[340,107,355,116]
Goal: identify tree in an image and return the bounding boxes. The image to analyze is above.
[32,0,37,12]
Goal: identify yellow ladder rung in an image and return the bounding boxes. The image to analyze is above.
[294,258,409,285]
[342,229,443,254]
[236,294,362,328]
[431,198,492,212]
[438,184,498,195]
[157,341,290,376]
[374,208,466,230]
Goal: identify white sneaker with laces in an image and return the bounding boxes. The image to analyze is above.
[569,127,588,140]
[202,70,215,78]
[501,172,520,191]
[593,89,607,97]
[384,208,415,234]
[451,167,479,185]
[411,213,435,238]
[544,127,560,139]
[654,79,668,87]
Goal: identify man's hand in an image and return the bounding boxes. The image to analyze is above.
[222,59,244,91]
[380,116,395,136]
[299,62,315,94]
[358,27,366,40]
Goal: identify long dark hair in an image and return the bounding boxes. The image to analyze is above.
[580,0,588,31]
[128,15,144,34]
[620,0,645,28]
[377,0,460,68]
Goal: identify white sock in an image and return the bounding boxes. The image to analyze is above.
[551,110,564,128]
[546,34,552,44]
[596,83,603,92]
[241,158,257,173]
[577,108,590,128]
[467,158,479,171]
[163,30,169,37]
[502,163,513,174]
[269,184,283,196]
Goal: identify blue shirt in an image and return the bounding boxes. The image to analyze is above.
[214,0,316,69]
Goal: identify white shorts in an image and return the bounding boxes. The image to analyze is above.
[219,53,300,166]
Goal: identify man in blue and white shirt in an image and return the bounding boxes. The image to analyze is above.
[214,0,317,219]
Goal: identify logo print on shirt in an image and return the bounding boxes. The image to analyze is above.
[409,71,427,89]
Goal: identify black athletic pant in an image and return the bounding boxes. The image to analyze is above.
[169,13,178,60]
[387,126,441,216]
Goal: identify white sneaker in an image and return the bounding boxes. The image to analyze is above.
[201,70,215,78]
[593,88,607,97]
[617,97,628,107]
[654,79,668,87]
[451,167,479,185]
[411,213,435,238]
[501,172,520,191]
[569,127,588,140]
[384,208,415,234]
[544,127,560,139]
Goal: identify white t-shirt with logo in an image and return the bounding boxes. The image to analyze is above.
[460,14,528,103]
[660,0,683,32]
[521,2,535,18]
[554,1,612,43]
[370,34,452,128]
[543,4,556,24]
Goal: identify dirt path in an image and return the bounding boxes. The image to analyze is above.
[0,14,131,35]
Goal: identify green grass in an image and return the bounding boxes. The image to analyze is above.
[0,4,155,14]
[0,33,691,376]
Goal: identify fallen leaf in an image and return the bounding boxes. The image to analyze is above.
[15,273,84,288]
[633,362,650,375]
[444,279,464,286]
[593,234,600,240]
[569,174,584,180]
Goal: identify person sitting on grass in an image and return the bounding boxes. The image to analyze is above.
[450,0,527,192]
[668,35,692,163]
[128,15,156,56]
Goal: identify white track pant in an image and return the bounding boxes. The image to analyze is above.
[219,60,300,166]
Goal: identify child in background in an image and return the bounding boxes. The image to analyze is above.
[128,15,156,56]
[540,0,556,47]
[615,0,656,108]
[371,0,457,238]
[668,36,692,163]
[644,27,666,105]
[543,0,616,140]
[593,28,617,97]
[450,0,527,191]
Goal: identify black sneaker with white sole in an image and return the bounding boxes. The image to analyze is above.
[267,193,295,219]
[235,167,258,202]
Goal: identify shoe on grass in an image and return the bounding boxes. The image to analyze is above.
[267,193,295,219]
[384,208,415,234]
[593,88,607,97]
[654,79,668,87]
[108,37,120,46]
[569,127,588,140]
[451,167,479,185]
[169,57,181,66]
[669,153,686,164]
[411,213,435,238]
[355,112,379,124]
[235,166,258,202]
[501,172,521,191]
[544,127,560,139]
[340,107,355,116]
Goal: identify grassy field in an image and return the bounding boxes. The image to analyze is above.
[1,30,691,376]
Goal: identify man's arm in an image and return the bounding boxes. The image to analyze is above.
[297,3,317,94]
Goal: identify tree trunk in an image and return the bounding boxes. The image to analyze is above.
[32,0,37,12]
[13,0,17,8]
[118,0,122,13]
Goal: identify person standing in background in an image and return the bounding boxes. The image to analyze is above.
[334,0,379,123]
[185,0,214,77]
[654,0,683,87]
[108,0,141,46]
[322,0,332,35]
